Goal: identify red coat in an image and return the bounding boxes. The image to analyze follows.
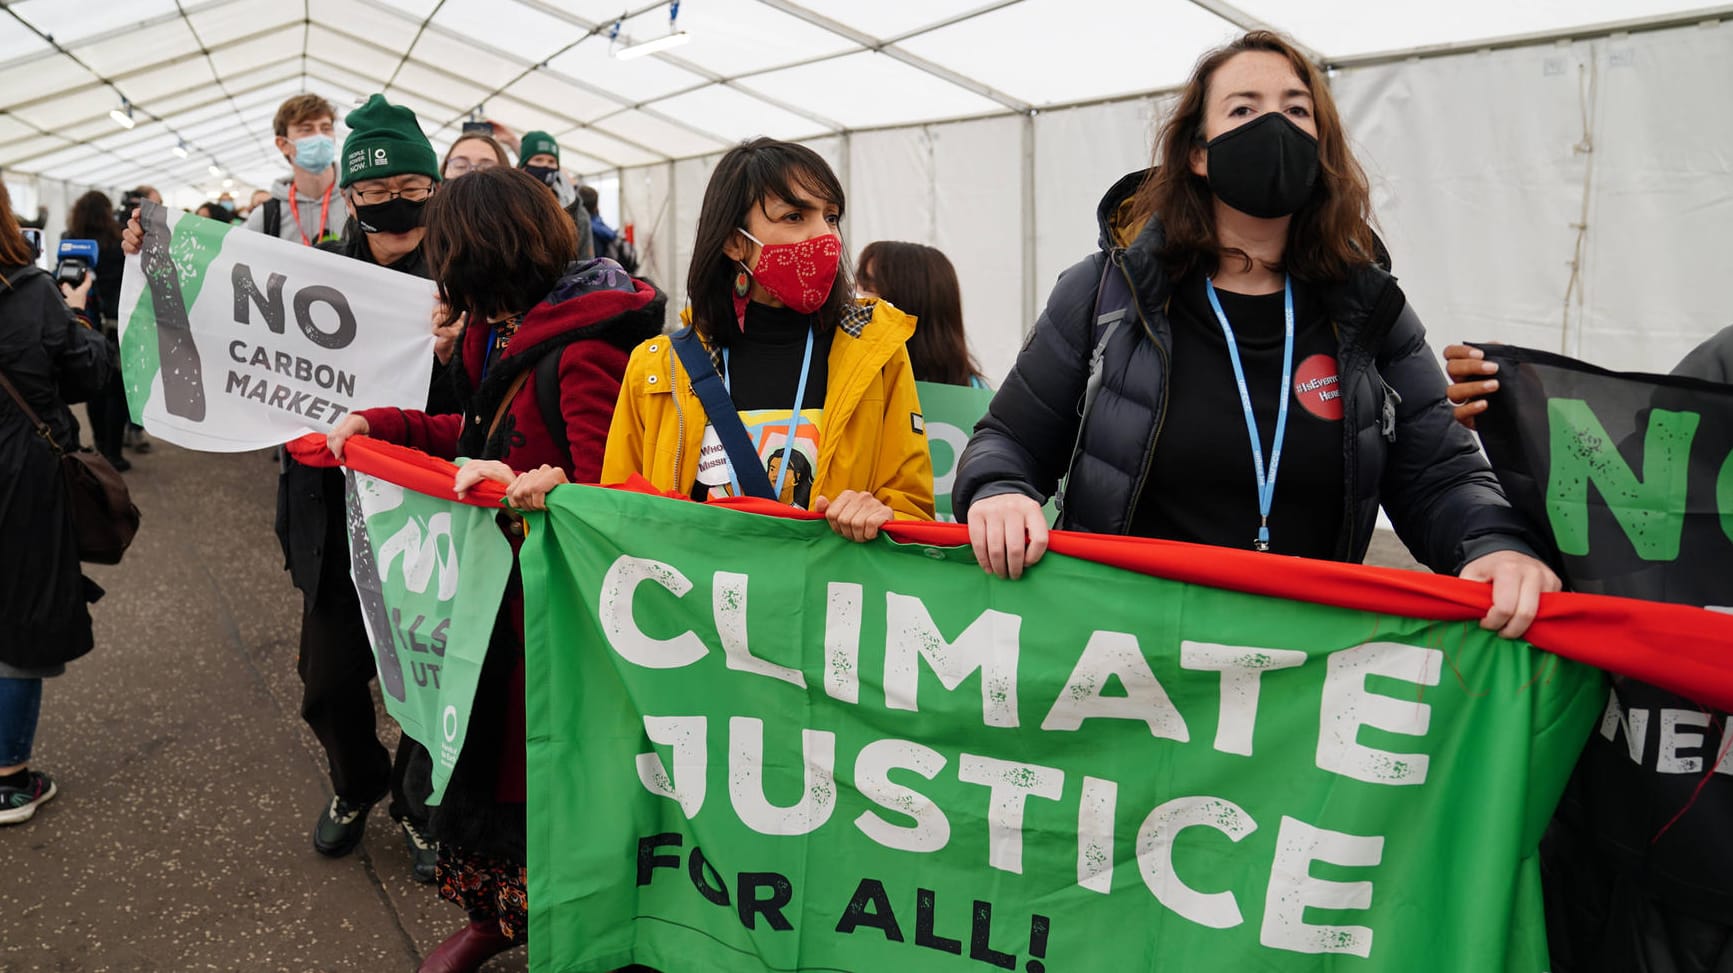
[359,261,665,857]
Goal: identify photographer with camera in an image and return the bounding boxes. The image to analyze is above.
[0,181,113,826]
[63,191,130,471]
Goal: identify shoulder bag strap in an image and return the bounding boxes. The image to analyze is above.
[670,326,776,499]
[0,366,64,456]
[1053,252,1130,519]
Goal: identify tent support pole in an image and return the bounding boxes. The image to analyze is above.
[1021,111,1038,344]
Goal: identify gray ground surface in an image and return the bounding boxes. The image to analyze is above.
[1,437,526,973]
[1,435,1425,973]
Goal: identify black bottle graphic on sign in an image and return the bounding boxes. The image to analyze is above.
[346,474,408,702]
[138,201,206,420]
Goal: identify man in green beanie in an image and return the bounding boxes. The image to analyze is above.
[286,93,456,887]
[515,129,594,259]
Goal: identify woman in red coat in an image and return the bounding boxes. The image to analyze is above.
[327,166,664,972]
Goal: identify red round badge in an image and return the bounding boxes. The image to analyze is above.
[1292,354,1343,421]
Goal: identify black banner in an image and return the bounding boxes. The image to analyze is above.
[1474,343,1733,926]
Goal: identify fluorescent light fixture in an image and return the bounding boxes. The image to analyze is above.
[109,99,135,130]
[222,178,235,189]
[173,142,190,159]
[208,164,223,176]
[614,30,689,59]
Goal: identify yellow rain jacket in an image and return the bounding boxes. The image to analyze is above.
[602,299,935,520]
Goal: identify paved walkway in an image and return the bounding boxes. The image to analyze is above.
[0,438,527,973]
[1,435,1425,973]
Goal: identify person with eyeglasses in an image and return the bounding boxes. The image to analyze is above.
[440,132,508,180]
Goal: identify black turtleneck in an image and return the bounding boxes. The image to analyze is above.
[722,301,832,411]
[1130,272,1345,558]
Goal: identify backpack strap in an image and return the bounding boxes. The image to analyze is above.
[1052,252,1132,521]
[263,198,281,238]
[534,345,571,467]
[669,326,776,500]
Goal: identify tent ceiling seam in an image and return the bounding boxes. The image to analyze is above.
[0,0,234,71]
[1183,0,1324,62]
[174,0,265,173]
[384,0,447,91]
[0,4,244,182]
[750,0,1033,113]
[346,0,694,161]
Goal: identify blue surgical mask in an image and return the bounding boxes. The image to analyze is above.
[292,134,336,173]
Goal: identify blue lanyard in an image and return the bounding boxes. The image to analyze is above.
[1204,276,1294,552]
[721,327,815,500]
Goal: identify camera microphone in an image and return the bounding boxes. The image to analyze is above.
[54,238,99,288]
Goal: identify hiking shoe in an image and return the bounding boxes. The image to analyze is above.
[312,795,373,857]
[0,770,57,825]
[400,817,438,884]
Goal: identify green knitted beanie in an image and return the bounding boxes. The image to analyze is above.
[519,130,560,166]
[340,94,440,187]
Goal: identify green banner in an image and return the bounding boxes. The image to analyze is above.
[522,487,1603,973]
[916,381,1054,525]
[344,469,513,803]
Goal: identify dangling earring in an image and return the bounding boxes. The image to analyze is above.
[732,266,751,332]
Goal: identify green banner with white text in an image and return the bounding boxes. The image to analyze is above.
[522,486,1615,973]
[344,468,512,804]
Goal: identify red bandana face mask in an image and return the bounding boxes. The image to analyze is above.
[738,228,842,318]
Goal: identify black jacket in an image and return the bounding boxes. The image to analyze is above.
[955,171,1539,572]
[273,230,459,597]
[0,265,113,668]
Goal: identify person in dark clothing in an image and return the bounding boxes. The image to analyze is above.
[1444,332,1733,973]
[325,166,666,973]
[953,30,1557,640]
[0,181,113,824]
[279,94,460,880]
[63,191,131,471]
[856,240,987,388]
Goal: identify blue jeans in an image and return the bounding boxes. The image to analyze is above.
[0,678,43,767]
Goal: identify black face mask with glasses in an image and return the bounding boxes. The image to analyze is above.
[352,184,432,234]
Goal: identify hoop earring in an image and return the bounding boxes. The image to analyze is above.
[732,266,751,332]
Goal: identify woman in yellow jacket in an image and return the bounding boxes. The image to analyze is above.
[510,138,933,537]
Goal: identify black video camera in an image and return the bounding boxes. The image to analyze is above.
[55,239,99,288]
[20,228,43,265]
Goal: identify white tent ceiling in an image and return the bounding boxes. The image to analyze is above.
[0,0,1723,195]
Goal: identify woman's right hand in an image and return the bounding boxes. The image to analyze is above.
[967,492,1049,580]
[326,414,369,461]
[1443,343,1500,429]
[120,207,143,255]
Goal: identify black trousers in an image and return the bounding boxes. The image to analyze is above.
[88,366,130,462]
[1543,824,1733,973]
[296,539,428,826]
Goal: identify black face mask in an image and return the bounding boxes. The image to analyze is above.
[1204,112,1320,219]
[523,164,561,188]
[355,197,426,235]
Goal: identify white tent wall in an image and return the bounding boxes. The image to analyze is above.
[602,18,1731,383]
[1335,21,1733,374]
[2,172,114,271]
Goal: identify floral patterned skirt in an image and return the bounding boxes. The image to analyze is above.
[436,845,528,942]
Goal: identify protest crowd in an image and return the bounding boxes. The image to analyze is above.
[3,12,1733,973]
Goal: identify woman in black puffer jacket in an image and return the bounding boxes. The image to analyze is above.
[955,30,1556,640]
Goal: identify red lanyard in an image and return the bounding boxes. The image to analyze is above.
[286,180,335,247]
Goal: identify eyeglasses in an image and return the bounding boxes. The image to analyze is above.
[353,185,434,204]
[444,159,496,175]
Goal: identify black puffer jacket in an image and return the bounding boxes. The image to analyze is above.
[0,265,112,668]
[954,170,1539,572]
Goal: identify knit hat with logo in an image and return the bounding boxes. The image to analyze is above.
[518,130,560,166]
[340,94,440,187]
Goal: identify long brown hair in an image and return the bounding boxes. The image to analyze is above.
[858,241,982,386]
[67,191,122,249]
[1129,31,1374,283]
[441,134,510,174]
[687,138,852,347]
[423,166,577,323]
[0,182,33,268]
